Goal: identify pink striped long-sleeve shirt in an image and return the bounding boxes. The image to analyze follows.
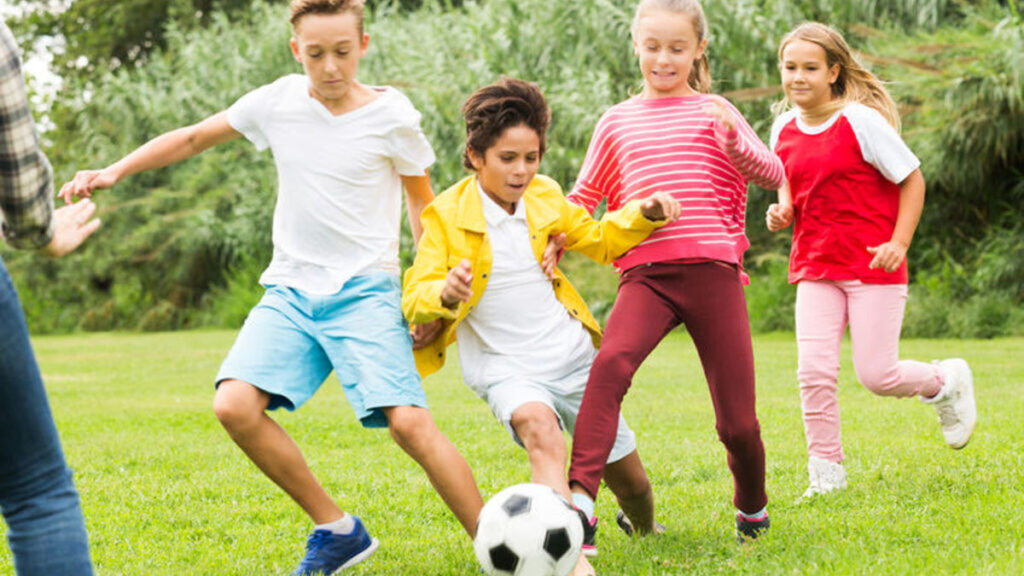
[569,94,783,274]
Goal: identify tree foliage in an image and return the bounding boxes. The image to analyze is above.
[3,0,1021,334]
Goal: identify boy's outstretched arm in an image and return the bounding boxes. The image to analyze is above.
[58,112,241,203]
[401,172,434,245]
[559,191,679,265]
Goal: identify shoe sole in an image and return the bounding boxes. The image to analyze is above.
[582,544,597,558]
[339,538,379,571]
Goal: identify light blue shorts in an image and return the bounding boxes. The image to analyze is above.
[215,272,426,428]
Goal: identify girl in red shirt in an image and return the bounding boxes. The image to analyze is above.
[766,22,977,500]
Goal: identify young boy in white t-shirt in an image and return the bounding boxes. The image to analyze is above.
[59,1,482,573]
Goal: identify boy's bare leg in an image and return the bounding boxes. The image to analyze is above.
[213,379,344,524]
[510,402,595,576]
[511,402,571,499]
[603,450,656,535]
[384,405,483,536]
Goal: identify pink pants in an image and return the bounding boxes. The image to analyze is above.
[795,280,944,463]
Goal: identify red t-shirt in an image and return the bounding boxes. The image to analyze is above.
[771,104,920,284]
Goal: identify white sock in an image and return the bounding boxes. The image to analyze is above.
[316,513,356,535]
[738,507,768,521]
[571,493,595,520]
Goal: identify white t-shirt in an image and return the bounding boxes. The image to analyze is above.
[770,103,919,184]
[456,181,596,395]
[227,74,435,294]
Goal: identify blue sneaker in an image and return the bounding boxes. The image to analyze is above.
[292,517,380,575]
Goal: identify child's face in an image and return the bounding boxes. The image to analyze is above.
[633,10,706,98]
[780,39,839,111]
[468,124,541,214]
[290,12,368,107]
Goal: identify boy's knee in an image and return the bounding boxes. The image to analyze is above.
[510,403,561,449]
[213,379,266,430]
[386,406,437,448]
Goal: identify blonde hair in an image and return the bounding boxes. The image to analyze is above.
[775,22,901,131]
[631,0,712,94]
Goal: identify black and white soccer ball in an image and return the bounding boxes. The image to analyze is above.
[474,483,584,576]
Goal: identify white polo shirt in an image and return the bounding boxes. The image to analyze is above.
[227,75,435,294]
[456,180,596,394]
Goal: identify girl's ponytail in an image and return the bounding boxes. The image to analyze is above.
[690,51,712,94]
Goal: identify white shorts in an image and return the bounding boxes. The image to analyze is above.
[482,368,637,465]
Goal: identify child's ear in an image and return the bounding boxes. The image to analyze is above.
[467,147,484,171]
[289,37,302,63]
[828,63,840,85]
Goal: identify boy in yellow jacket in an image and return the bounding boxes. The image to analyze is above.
[403,78,679,574]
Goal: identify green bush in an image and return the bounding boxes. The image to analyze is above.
[5,0,1020,334]
[745,257,797,333]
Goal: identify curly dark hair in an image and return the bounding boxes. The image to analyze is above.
[461,77,550,171]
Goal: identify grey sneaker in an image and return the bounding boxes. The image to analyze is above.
[799,456,847,501]
[614,510,666,536]
[922,358,976,449]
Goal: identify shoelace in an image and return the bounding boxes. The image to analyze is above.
[296,531,334,569]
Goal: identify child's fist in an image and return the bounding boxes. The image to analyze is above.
[766,203,794,231]
[867,241,907,273]
[641,192,681,222]
[704,100,737,134]
[441,259,473,308]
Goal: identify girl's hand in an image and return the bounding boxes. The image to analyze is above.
[704,100,737,134]
[766,203,794,231]
[867,240,908,273]
[541,233,566,280]
[441,259,473,308]
[58,167,120,205]
[641,192,681,222]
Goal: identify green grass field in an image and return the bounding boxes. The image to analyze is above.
[2,331,1021,575]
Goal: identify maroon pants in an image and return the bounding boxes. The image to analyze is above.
[568,261,767,513]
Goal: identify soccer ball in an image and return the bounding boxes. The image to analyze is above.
[474,483,584,576]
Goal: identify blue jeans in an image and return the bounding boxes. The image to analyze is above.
[0,257,93,575]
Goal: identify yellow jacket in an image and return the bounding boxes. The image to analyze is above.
[402,174,666,378]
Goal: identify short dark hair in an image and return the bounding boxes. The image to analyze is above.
[290,0,365,34]
[461,78,550,171]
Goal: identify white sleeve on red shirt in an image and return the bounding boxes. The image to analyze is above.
[770,109,799,152]
[843,103,920,184]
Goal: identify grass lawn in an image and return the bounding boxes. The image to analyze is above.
[2,330,1021,575]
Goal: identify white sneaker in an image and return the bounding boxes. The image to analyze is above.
[922,358,976,449]
[800,456,847,501]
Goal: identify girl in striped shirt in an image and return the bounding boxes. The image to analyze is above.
[563,0,784,543]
